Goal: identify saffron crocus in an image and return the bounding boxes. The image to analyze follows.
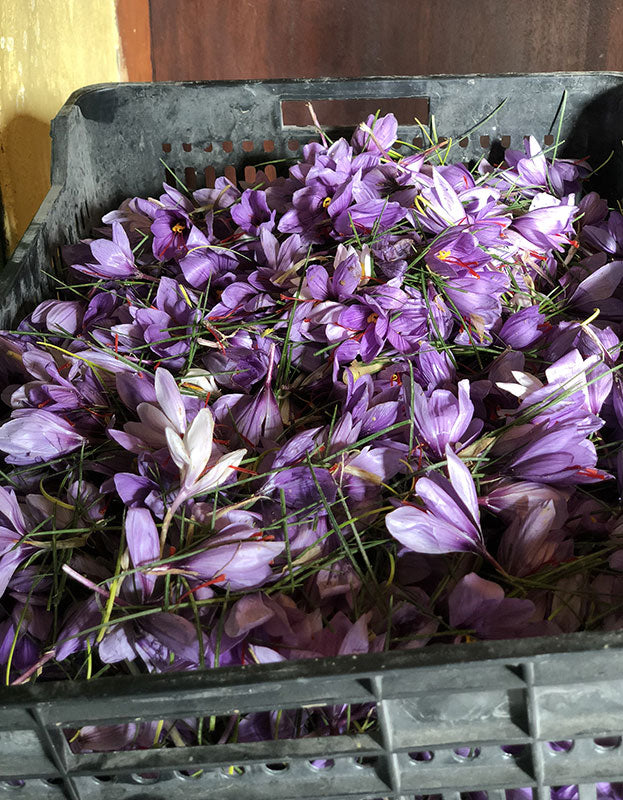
[125,508,160,599]
[351,113,398,154]
[0,409,86,465]
[497,349,612,427]
[385,446,485,556]
[132,276,200,367]
[181,510,284,592]
[494,422,611,485]
[30,299,84,335]
[410,379,481,456]
[582,210,623,256]
[448,573,541,640]
[151,208,190,262]
[498,306,546,349]
[231,188,276,235]
[211,342,283,447]
[178,226,240,290]
[333,198,408,237]
[73,222,140,279]
[509,192,577,253]
[0,486,34,599]
[497,500,572,577]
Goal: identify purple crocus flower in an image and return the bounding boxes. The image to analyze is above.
[385,446,485,556]
[250,228,307,290]
[6,347,105,415]
[410,379,482,456]
[0,486,34,599]
[446,271,510,344]
[509,193,577,253]
[482,479,570,527]
[425,230,492,276]
[485,135,584,199]
[351,113,398,154]
[151,208,190,262]
[337,285,428,362]
[448,573,541,640]
[303,244,369,302]
[203,332,276,390]
[567,258,623,318]
[370,232,419,279]
[211,343,283,447]
[30,299,84,336]
[101,196,155,240]
[493,422,611,485]
[231,189,276,236]
[113,472,165,518]
[582,210,623,256]
[131,276,200,368]
[497,500,572,577]
[0,615,40,679]
[498,305,546,348]
[333,198,408,237]
[0,409,86,465]
[73,222,140,279]
[178,226,240,290]
[497,348,613,428]
[125,507,160,599]
[332,445,404,517]
[181,510,284,592]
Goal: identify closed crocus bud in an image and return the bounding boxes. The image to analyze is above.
[578,191,609,228]
[0,409,86,465]
[30,299,84,335]
[410,379,481,457]
[498,306,546,348]
[351,113,398,154]
[482,479,570,526]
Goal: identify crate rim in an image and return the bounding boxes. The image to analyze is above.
[2,628,623,704]
[57,70,623,99]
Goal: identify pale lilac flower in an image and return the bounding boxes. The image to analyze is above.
[448,573,540,639]
[0,409,86,465]
[410,379,481,456]
[73,222,140,279]
[385,446,485,556]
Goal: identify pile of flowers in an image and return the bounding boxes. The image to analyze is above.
[1,111,623,775]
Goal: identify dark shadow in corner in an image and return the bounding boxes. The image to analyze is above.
[560,82,623,203]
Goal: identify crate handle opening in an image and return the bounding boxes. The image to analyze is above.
[281,97,430,128]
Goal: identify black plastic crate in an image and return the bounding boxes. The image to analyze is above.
[2,75,623,800]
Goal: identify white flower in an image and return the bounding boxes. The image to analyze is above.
[165,407,246,498]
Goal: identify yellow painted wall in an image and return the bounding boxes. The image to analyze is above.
[0,0,123,256]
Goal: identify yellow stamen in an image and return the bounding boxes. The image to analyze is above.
[39,479,75,511]
[322,196,332,209]
[181,382,206,392]
[580,307,600,328]
[413,195,430,214]
[178,284,193,308]
[437,249,451,261]
[367,312,379,324]
[172,222,185,234]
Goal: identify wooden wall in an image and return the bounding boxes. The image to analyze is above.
[118,0,623,82]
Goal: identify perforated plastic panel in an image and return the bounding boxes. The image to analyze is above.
[2,633,623,799]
